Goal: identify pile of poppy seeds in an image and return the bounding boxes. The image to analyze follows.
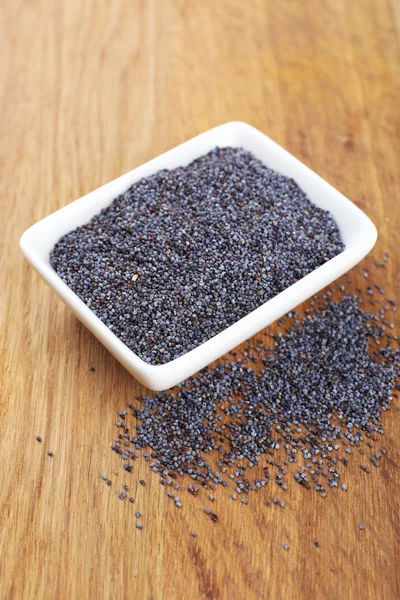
[49,148,399,536]
[107,276,398,529]
[50,147,344,364]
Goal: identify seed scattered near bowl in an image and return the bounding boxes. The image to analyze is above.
[211,513,218,522]
[100,257,398,537]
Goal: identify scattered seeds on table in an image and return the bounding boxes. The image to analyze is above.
[101,256,398,534]
[211,513,218,522]
[115,288,397,505]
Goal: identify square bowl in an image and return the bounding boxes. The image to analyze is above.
[20,121,377,391]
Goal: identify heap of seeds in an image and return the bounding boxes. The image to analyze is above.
[110,286,399,500]
[51,147,344,364]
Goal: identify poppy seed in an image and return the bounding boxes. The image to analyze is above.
[51,147,344,365]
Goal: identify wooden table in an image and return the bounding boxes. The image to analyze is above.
[1,1,399,598]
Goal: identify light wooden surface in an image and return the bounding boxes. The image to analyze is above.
[1,1,400,598]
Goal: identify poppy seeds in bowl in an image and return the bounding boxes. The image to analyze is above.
[50,147,344,365]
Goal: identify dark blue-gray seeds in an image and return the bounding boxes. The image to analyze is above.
[50,147,344,364]
[127,295,399,489]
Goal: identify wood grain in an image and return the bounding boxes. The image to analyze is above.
[1,0,399,598]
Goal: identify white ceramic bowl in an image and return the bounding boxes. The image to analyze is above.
[20,122,377,391]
